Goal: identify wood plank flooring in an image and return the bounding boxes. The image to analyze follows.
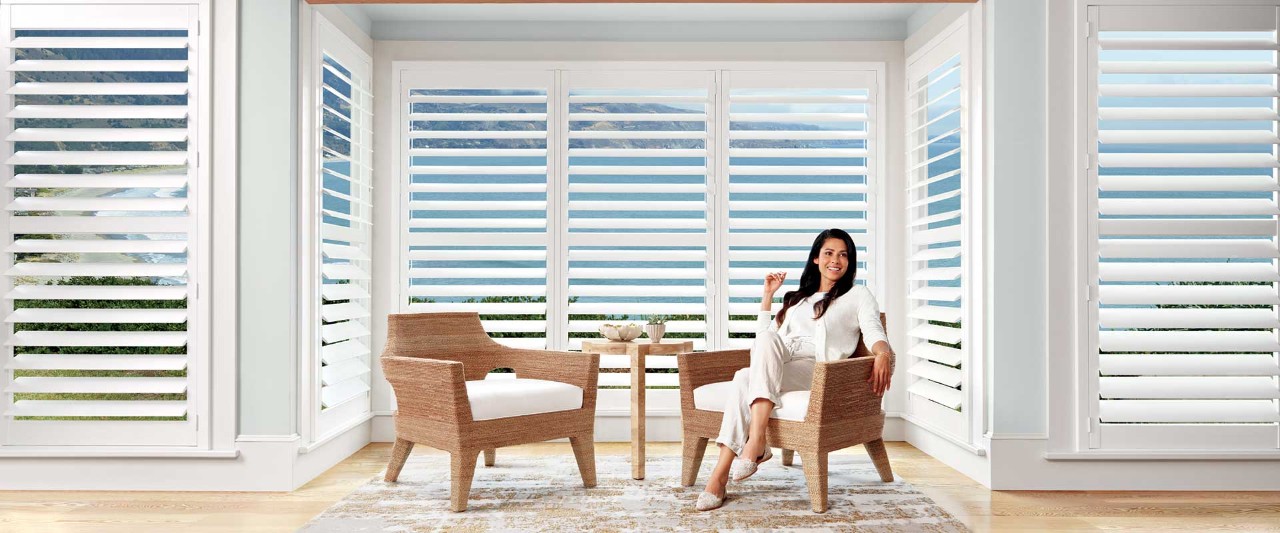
[2,441,1278,532]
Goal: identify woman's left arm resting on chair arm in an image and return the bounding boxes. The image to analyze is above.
[857,290,894,395]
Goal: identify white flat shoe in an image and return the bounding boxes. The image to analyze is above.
[729,447,773,482]
[695,490,726,511]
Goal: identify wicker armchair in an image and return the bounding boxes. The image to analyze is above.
[676,313,892,513]
[381,312,600,512]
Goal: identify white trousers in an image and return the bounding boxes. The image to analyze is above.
[714,330,816,457]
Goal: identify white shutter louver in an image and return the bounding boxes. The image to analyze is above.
[2,5,202,446]
[312,16,373,437]
[562,71,712,414]
[1090,5,1280,450]
[721,71,878,349]
[563,71,712,351]
[905,28,969,440]
[403,71,553,350]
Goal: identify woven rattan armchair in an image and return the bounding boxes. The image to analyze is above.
[381,312,600,512]
[676,313,892,513]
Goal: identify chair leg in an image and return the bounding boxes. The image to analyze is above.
[798,450,829,513]
[484,448,496,467]
[864,438,894,482]
[680,435,709,487]
[384,438,414,482]
[569,434,597,488]
[781,448,795,466]
[450,450,480,512]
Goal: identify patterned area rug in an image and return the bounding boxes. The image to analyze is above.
[300,453,968,532]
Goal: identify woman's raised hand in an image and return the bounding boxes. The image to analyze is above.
[762,271,787,296]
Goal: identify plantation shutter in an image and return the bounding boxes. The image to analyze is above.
[312,20,372,434]
[402,70,553,349]
[905,29,969,439]
[1,4,203,446]
[561,70,713,414]
[1090,5,1280,449]
[720,71,878,349]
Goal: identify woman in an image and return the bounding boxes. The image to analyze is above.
[696,228,895,511]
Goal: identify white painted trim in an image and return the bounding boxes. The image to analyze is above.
[0,441,295,491]
[902,414,986,456]
[393,59,887,73]
[372,21,908,43]
[986,433,1047,441]
[0,448,238,459]
[297,0,318,449]
[209,0,239,457]
[293,417,372,486]
[1046,0,1085,458]
[991,438,1280,490]
[0,420,369,490]
[299,412,373,454]
[236,434,301,443]
[1046,451,1280,461]
[904,420,990,487]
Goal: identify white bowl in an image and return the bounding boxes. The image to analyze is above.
[598,323,641,342]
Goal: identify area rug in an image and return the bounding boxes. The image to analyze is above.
[300,454,968,532]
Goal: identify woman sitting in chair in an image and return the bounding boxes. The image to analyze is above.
[696,228,895,511]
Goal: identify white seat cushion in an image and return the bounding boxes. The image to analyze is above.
[465,378,583,421]
[692,381,809,422]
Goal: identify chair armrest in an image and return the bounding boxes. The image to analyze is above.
[805,355,886,425]
[381,355,472,426]
[499,349,601,409]
[677,350,750,405]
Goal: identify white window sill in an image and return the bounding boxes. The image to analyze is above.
[0,447,239,459]
[1045,450,1280,461]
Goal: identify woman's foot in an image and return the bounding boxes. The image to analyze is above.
[739,438,768,467]
[729,447,773,482]
[696,477,729,511]
[695,490,726,511]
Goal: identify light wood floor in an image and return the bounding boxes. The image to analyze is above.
[2,441,1278,532]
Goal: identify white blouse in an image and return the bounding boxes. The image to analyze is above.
[780,291,826,342]
[756,285,889,362]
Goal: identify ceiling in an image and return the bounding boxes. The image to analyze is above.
[349,3,930,23]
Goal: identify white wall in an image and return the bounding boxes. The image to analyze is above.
[238,0,299,437]
[987,0,1047,440]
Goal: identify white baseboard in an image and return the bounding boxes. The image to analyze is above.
[903,421,990,487]
[991,438,1280,490]
[293,418,373,489]
[0,421,373,491]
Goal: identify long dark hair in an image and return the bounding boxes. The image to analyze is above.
[775,228,858,326]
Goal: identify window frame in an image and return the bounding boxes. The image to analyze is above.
[1059,0,1280,457]
[390,60,887,415]
[903,16,984,451]
[0,0,217,451]
[299,10,375,447]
